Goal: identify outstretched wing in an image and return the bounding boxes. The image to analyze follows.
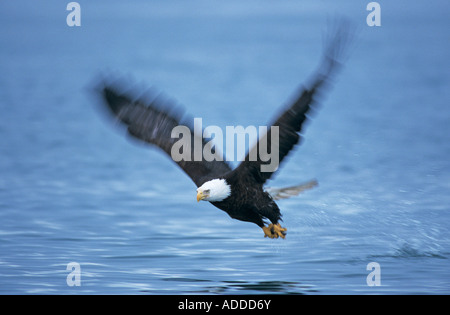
[99,84,232,187]
[235,21,353,184]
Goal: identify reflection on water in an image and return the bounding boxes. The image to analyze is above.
[217,280,315,294]
[159,279,313,294]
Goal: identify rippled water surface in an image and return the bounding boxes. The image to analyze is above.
[0,0,449,294]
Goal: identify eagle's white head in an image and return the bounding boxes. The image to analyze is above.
[196,179,231,202]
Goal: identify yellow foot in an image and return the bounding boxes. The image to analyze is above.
[262,223,287,239]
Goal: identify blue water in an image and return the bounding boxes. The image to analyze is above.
[0,0,449,294]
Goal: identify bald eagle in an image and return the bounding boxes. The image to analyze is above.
[97,24,351,239]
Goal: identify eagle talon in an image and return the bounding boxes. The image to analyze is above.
[262,223,287,239]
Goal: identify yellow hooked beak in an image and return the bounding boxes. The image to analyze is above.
[197,191,206,202]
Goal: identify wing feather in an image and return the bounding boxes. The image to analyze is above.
[235,21,353,184]
[99,84,232,187]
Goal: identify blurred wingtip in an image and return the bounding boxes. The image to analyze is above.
[89,71,188,129]
[321,15,357,74]
[305,16,356,94]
